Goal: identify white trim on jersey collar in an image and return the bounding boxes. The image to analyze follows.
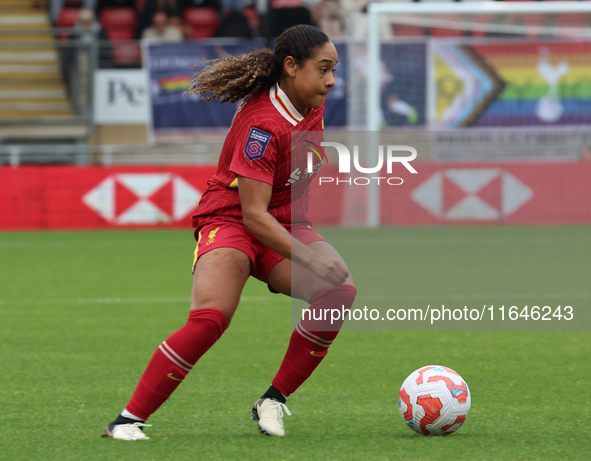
[269,83,304,126]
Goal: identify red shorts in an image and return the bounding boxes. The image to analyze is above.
[192,221,327,283]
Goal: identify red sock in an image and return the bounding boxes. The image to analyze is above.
[125,308,228,420]
[272,285,357,396]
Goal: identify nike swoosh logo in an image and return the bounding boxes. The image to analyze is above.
[310,351,324,358]
[167,373,182,381]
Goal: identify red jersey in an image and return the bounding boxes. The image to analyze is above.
[192,83,325,230]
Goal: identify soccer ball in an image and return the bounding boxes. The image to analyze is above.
[398,365,471,436]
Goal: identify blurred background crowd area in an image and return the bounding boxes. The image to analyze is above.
[2,0,591,163]
[49,0,345,45]
[5,0,588,75]
[35,0,591,49]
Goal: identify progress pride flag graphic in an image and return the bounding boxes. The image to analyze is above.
[0,166,216,230]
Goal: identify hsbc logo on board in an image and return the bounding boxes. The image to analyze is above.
[411,169,534,220]
[82,173,201,224]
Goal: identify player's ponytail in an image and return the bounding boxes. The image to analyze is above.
[186,25,330,104]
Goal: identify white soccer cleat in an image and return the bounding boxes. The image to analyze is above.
[251,398,291,437]
[102,422,152,441]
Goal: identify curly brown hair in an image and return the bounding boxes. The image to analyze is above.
[185,25,330,104]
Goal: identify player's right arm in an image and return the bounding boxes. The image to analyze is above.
[238,175,349,287]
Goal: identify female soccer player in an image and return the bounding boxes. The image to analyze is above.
[102,24,356,441]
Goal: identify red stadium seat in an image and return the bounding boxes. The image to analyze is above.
[430,15,465,38]
[470,14,494,37]
[99,7,138,40]
[519,14,545,38]
[106,28,136,41]
[112,43,142,65]
[556,13,589,29]
[184,7,220,39]
[57,7,80,28]
[391,24,425,37]
[430,27,464,38]
[242,6,260,37]
[57,8,80,41]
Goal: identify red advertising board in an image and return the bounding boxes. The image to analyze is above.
[0,166,216,230]
[308,162,591,227]
[1,163,590,230]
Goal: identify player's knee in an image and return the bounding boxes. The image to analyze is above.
[190,297,236,324]
[187,308,229,335]
[339,283,357,308]
[310,284,357,310]
[303,284,357,336]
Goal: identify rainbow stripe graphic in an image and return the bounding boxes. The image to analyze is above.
[158,74,191,93]
[432,40,591,128]
[471,41,591,127]
[303,139,328,163]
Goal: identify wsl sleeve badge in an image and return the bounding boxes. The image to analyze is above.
[244,127,272,161]
[398,365,471,436]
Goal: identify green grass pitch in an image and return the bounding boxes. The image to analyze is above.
[0,226,589,460]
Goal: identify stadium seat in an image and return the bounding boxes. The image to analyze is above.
[111,43,142,65]
[556,13,589,30]
[184,7,220,39]
[518,14,546,38]
[99,7,138,41]
[430,14,465,37]
[57,7,80,28]
[57,8,80,41]
[470,14,494,37]
[391,24,425,37]
[430,29,464,38]
[242,6,260,37]
[104,28,135,41]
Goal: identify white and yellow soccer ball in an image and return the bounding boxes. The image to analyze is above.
[398,365,471,436]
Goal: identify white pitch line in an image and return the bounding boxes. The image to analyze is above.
[0,293,587,307]
[0,296,191,306]
[0,240,188,249]
[358,293,589,301]
[328,238,584,246]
